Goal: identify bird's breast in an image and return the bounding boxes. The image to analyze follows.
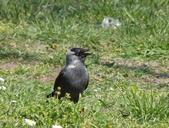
[67,64,76,69]
[64,65,89,92]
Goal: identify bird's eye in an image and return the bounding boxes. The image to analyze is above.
[70,48,75,52]
[71,48,81,56]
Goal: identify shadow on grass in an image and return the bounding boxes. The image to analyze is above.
[102,61,169,79]
[0,49,40,61]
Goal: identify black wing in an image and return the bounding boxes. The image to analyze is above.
[47,68,65,98]
[53,68,66,91]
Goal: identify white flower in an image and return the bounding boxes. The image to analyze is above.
[52,124,63,128]
[110,87,113,91]
[94,89,98,92]
[0,77,5,82]
[0,86,6,91]
[24,118,36,127]
[11,100,17,103]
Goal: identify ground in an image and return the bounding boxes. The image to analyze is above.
[0,0,169,128]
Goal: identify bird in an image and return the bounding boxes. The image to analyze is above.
[47,48,91,103]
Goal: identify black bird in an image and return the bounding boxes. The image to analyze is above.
[47,48,91,103]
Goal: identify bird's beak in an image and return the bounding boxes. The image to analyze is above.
[81,48,91,56]
[84,52,92,56]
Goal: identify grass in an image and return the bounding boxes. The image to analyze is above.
[0,0,169,127]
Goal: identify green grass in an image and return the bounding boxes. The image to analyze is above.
[0,0,169,127]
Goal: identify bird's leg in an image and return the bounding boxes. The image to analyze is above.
[58,91,66,99]
[70,93,79,103]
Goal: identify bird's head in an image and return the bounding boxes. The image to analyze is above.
[66,48,91,64]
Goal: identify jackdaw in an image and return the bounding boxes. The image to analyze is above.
[47,48,91,103]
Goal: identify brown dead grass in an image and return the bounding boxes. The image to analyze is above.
[40,67,62,83]
[0,61,18,70]
[101,58,169,86]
